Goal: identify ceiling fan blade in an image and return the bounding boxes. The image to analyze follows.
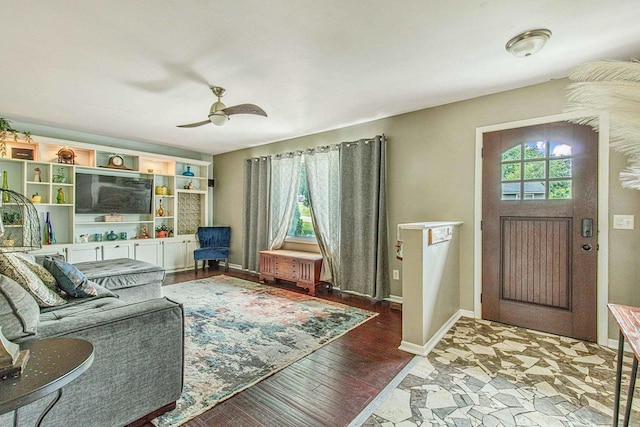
[177,120,211,128]
[222,103,267,117]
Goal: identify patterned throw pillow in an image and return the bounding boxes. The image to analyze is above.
[13,252,58,289]
[0,253,66,307]
[43,256,98,298]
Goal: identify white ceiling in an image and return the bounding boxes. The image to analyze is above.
[1,1,639,155]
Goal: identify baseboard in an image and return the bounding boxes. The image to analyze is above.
[385,294,402,304]
[607,338,633,353]
[398,309,463,356]
[459,309,475,318]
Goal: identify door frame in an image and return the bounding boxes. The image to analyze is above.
[474,111,610,345]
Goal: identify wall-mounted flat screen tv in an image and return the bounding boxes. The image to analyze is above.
[75,173,153,214]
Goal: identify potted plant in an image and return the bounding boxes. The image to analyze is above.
[0,117,33,158]
[155,224,168,238]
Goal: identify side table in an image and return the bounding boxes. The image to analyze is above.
[608,303,640,427]
[0,337,94,427]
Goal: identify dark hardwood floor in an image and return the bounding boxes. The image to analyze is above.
[137,267,412,427]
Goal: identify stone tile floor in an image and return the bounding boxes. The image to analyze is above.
[364,318,640,426]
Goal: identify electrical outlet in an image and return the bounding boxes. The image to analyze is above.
[393,269,400,280]
[613,215,634,230]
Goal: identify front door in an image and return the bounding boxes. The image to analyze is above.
[482,122,598,342]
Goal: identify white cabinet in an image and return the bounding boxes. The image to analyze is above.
[102,242,133,260]
[161,239,187,270]
[133,240,161,265]
[161,237,198,271]
[29,246,70,261]
[67,245,101,263]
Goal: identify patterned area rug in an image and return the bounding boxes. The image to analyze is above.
[365,317,640,426]
[153,275,376,426]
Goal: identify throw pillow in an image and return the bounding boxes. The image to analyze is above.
[0,253,67,307]
[13,252,58,289]
[0,275,39,340]
[43,256,98,298]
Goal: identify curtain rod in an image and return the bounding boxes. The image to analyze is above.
[245,134,385,161]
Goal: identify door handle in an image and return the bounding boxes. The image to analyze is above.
[581,218,593,238]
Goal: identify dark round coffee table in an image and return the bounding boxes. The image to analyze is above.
[0,337,94,426]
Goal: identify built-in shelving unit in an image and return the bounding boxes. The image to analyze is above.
[0,135,210,268]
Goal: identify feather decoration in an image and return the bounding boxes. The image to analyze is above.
[564,59,640,188]
[619,157,640,189]
[568,59,640,83]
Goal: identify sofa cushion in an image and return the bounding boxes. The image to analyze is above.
[38,296,127,336]
[0,253,67,307]
[13,252,58,289]
[74,258,165,291]
[0,275,39,340]
[43,256,98,298]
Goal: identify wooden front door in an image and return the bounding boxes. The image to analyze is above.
[482,122,598,342]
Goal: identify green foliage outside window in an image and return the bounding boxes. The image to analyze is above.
[500,142,572,200]
[288,161,316,238]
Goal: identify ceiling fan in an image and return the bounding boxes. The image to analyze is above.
[177,86,267,128]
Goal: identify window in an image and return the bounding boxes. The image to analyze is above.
[287,159,316,239]
[500,141,572,200]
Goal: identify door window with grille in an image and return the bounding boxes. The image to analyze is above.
[500,141,572,200]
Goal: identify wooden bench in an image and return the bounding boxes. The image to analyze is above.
[258,250,328,295]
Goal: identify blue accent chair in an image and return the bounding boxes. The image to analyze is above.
[193,226,231,273]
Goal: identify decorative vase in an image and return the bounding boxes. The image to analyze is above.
[56,188,65,204]
[106,230,118,241]
[182,165,195,177]
[44,212,56,245]
[157,230,167,238]
[34,168,41,182]
[2,171,9,203]
[156,199,164,217]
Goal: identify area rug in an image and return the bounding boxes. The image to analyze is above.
[153,275,377,426]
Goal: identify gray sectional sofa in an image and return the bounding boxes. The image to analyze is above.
[0,257,184,427]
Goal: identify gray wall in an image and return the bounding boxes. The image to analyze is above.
[212,78,639,341]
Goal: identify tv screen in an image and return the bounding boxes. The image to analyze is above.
[75,173,153,214]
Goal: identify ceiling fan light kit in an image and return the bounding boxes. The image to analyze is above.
[505,29,551,57]
[209,111,229,126]
[178,85,266,128]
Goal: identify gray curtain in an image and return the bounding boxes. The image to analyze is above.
[242,156,271,272]
[304,145,341,284]
[269,152,302,250]
[339,135,389,299]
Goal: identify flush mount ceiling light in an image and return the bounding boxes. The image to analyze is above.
[506,29,552,57]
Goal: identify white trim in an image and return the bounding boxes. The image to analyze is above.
[459,309,475,319]
[398,309,463,356]
[474,111,609,346]
[284,235,318,244]
[385,294,403,304]
[347,355,422,427]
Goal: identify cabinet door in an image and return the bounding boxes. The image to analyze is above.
[185,238,198,269]
[67,245,102,263]
[102,243,133,260]
[133,240,161,265]
[162,239,187,270]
